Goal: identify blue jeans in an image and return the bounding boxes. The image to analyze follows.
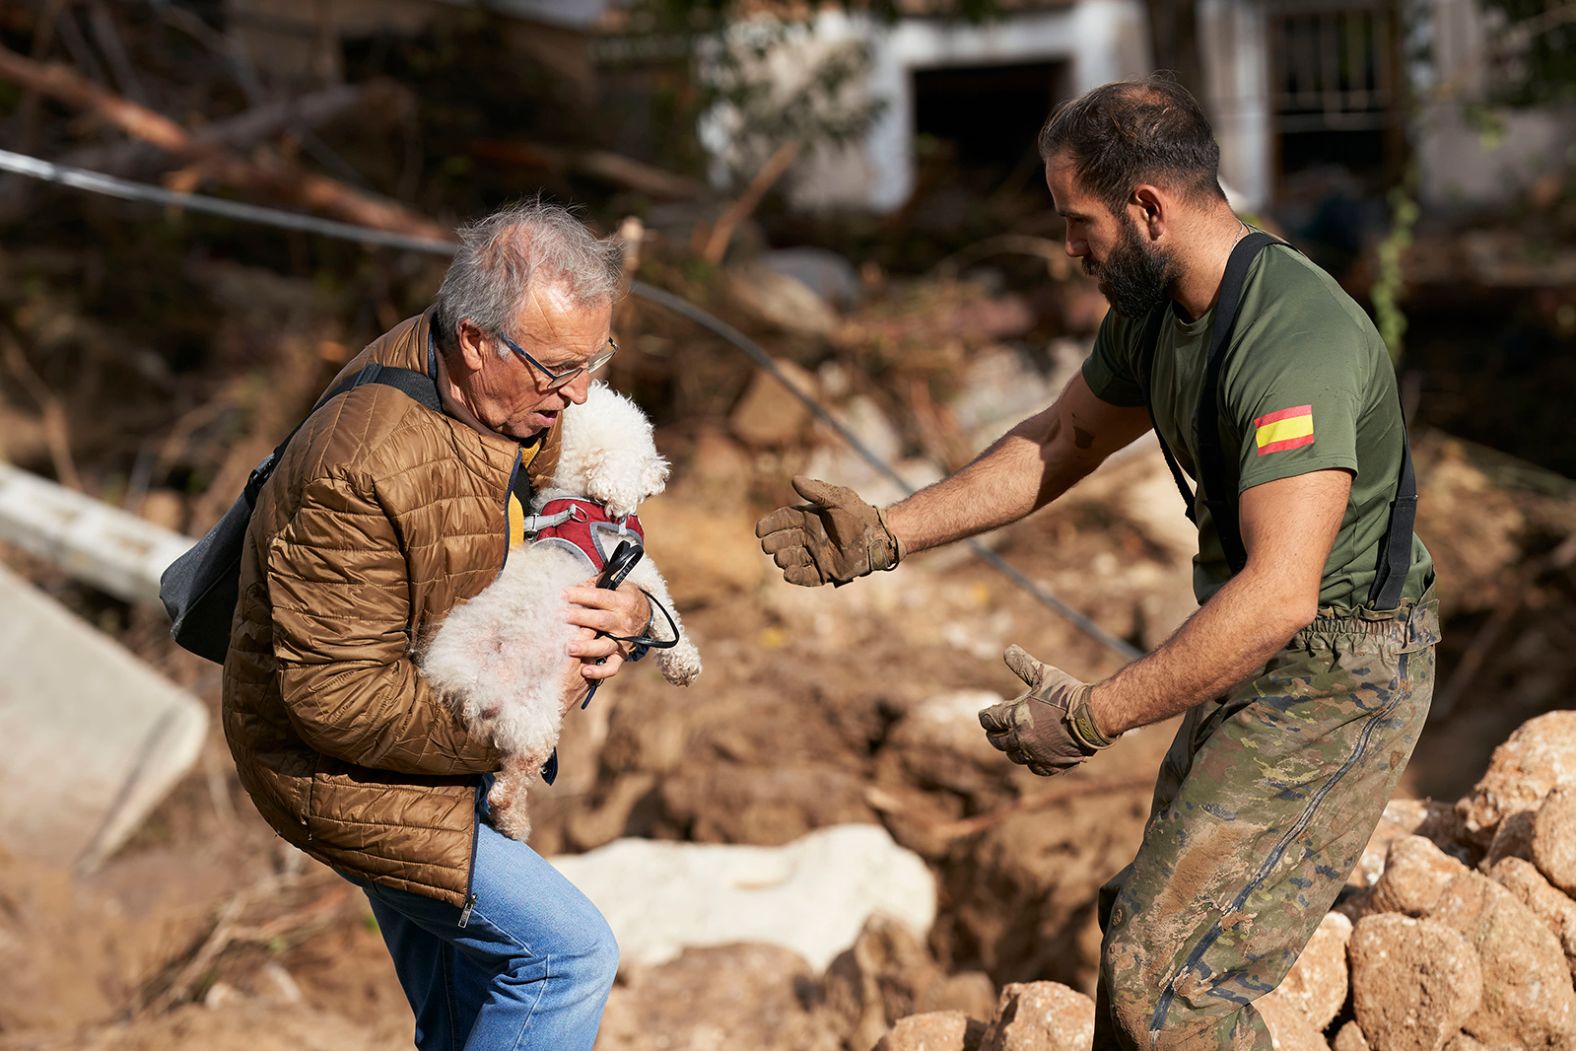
[353,800,619,1051]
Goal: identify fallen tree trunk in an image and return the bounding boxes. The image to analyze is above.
[470,138,710,201]
[0,43,446,239]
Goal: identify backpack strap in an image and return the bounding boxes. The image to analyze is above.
[1367,408,1417,610]
[1137,232,1418,606]
[1137,303,1199,525]
[1137,232,1283,566]
[243,363,441,506]
[1196,231,1283,573]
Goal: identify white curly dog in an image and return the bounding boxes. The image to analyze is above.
[421,382,700,841]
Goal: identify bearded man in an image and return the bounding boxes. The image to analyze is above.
[755,77,1438,1049]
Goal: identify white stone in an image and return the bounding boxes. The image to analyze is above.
[0,463,193,607]
[550,823,937,971]
[0,562,207,869]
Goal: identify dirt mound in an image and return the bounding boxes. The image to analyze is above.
[4,347,1575,1051]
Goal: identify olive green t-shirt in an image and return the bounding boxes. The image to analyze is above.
[1082,243,1433,609]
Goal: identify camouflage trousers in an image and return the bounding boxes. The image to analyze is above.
[1093,591,1441,1050]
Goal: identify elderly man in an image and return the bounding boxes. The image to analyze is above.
[756,78,1438,1049]
[223,201,648,1050]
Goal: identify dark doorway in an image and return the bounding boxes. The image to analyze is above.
[911,60,1072,196]
[1266,2,1406,192]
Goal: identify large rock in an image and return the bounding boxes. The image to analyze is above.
[1456,712,1576,848]
[1481,809,1536,868]
[657,762,882,845]
[1350,913,1481,1051]
[978,981,1095,1051]
[0,561,207,869]
[1333,1021,1371,1051]
[822,914,946,1051]
[549,824,936,970]
[723,261,840,338]
[760,247,862,310]
[874,1011,986,1051]
[1489,856,1576,971]
[1255,988,1334,1051]
[1429,872,1576,1049]
[728,358,818,449]
[1351,799,1471,893]
[933,791,1147,989]
[876,690,1014,802]
[1532,785,1576,896]
[1366,836,1474,918]
[1278,911,1353,1031]
[598,943,841,1051]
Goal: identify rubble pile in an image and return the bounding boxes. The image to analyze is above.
[869,711,1576,1051]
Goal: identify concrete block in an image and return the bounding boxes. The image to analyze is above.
[549,823,936,971]
[0,561,206,868]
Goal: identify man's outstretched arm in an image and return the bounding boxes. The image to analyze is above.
[756,372,1151,586]
[980,468,1351,775]
[1090,467,1350,735]
[886,370,1152,554]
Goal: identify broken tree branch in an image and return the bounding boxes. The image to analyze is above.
[701,140,800,265]
[470,138,710,201]
[0,43,447,240]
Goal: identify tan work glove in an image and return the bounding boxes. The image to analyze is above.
[979,645,1114,776]
[754,476,904,587]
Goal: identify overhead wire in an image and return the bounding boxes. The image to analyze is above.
[0,146,1143,662]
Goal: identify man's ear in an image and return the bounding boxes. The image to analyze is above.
[1130,184,1167,240]
[453,320,490,374]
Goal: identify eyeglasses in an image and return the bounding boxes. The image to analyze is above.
[495,331,619,391]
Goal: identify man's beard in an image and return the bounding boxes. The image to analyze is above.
[1082,221,1178,319]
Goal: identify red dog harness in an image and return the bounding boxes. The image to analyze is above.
[523,497,645,571]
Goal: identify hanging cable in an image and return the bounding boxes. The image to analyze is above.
[0,146,1142,661]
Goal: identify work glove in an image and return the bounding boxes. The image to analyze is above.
[979,645,1114,776]
[754,476,904,587]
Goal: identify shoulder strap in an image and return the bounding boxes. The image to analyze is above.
[1367,404,1417,610]
[1138,232,1418,604]
[1196,231,1283,574]
[243,363,442,504]
[1137,304,1199,525]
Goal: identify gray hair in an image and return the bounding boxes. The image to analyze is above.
[432,198,625,355]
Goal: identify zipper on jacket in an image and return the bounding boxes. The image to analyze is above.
[459,778,484,928]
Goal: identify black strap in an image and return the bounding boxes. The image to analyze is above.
[1138,305,1199,527]
[1137,232,1417,605]
[1197,232,1282,572]
[243,363,442,506]
[1139,232,1282,567]
[1367,414,1416,610]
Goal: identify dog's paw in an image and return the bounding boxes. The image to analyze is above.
[657,641,702,686]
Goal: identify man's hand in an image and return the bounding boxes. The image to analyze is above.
[754,476,904,586]
[563,578,650,682]
[979,645,1114,776]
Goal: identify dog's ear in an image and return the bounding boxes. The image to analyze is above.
[641,454,670,498]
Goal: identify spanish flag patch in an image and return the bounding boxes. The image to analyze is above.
[1254,405,1315,455]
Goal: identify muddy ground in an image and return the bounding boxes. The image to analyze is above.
[2,417,1572,1050]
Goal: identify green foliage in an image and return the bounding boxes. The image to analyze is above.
[646,0,1001,26]
[1373,181,1419,363]
[700,18,887,182]
[629,1,1002,186]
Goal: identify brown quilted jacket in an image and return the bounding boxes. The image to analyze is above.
[222,309,561,907]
